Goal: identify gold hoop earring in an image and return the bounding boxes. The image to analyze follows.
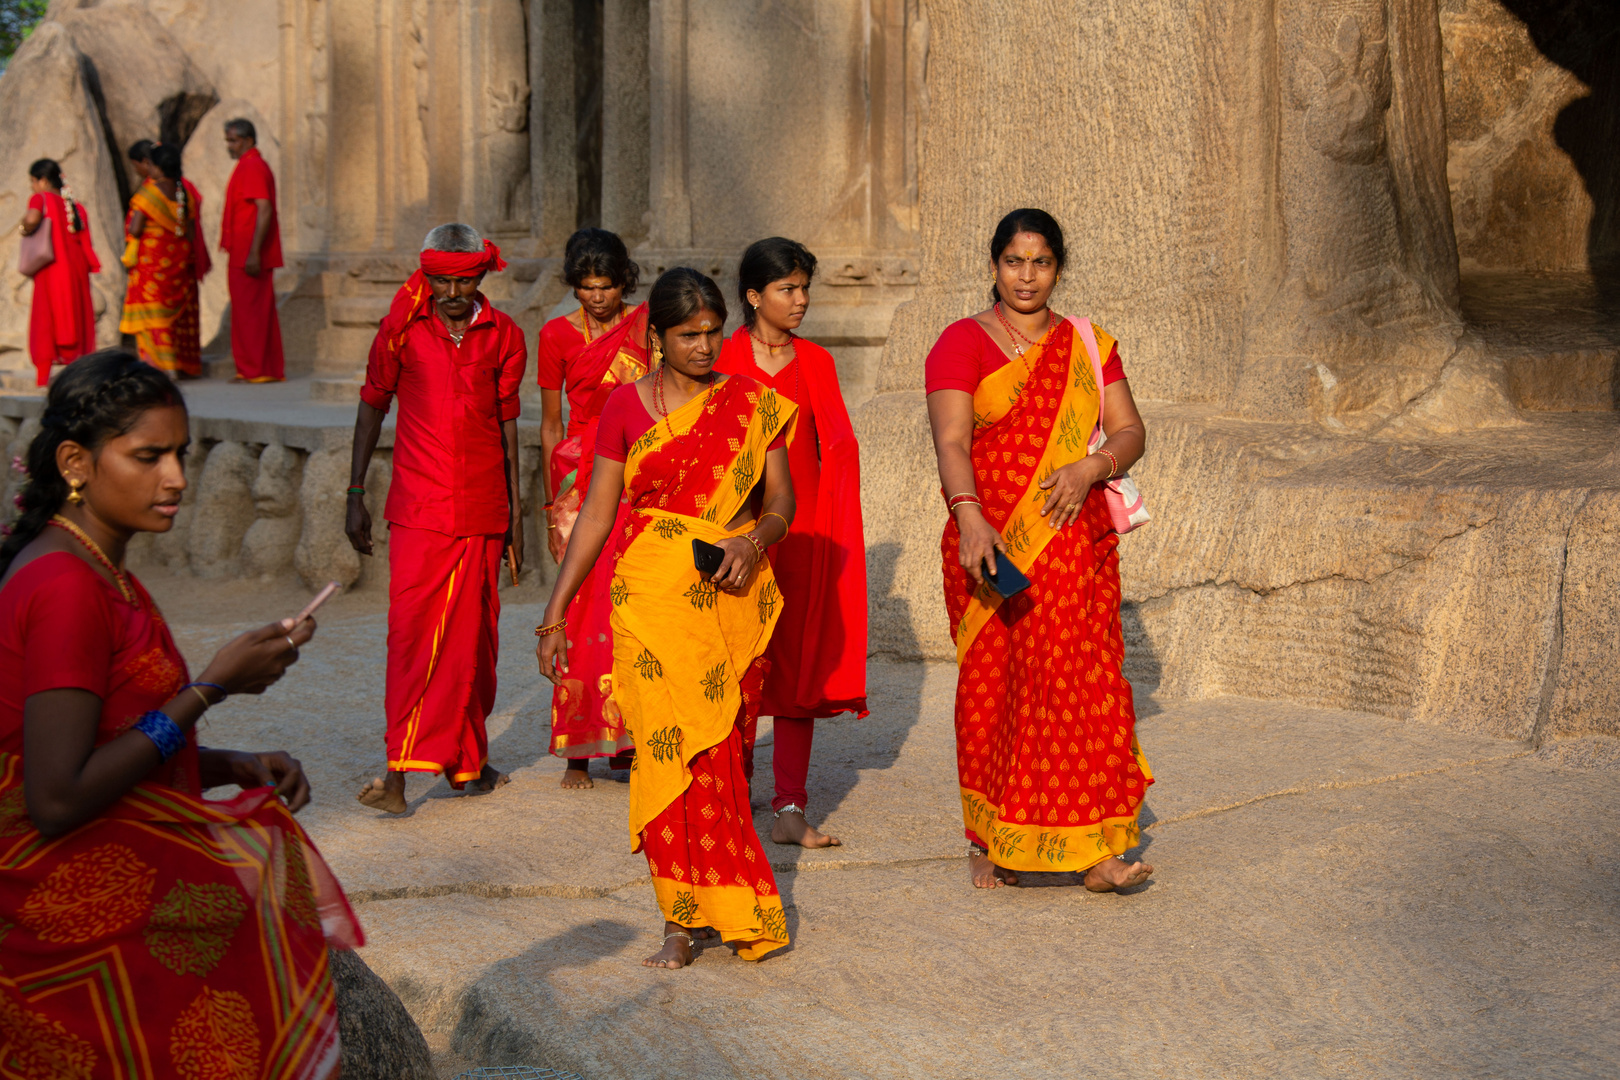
[66,480,84,505]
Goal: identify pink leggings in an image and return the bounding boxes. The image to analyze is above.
[768,716,814,813]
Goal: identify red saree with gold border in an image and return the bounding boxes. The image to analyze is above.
[609,374,794,959]
[548,304,651,760]
[941,317,1153,874]
[119,181,202,377]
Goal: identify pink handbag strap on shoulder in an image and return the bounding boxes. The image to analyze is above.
[1065,315,1106,425]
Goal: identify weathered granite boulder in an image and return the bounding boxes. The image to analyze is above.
[330,948,436,1080]
[0,21,125,371]
[188,440,259,578]
[241,443,304,578]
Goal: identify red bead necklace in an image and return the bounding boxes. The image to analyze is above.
[994,302,1056,356]
[49,515,135,604]
[652,363,719,440]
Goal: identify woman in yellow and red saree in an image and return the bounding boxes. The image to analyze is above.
[926,209,1155,893]
[119,145,204,378]
[0,352,360,1079]
[535,229,649,781]
[539,268,796,969]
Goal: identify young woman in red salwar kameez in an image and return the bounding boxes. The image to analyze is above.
[0,351,360,1079]
[539,269,794,969]
[535,229,647,787]
[19,160,102,386]
[713,237,868,848]
[926,208,1155,892]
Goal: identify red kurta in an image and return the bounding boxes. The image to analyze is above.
[221,148,285,382]
[361,299,527,784]
[26,192,100,386]
[0,551,360,1079]
[714,328,868,720]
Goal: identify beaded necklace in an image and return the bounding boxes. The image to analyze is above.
[994,302,1056,357]
[750,329,801,403]
[651,363,719,440]
[49,514,136,604]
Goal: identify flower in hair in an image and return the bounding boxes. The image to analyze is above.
[0,524,11,537]
[11,494,22,508]
[9,456,25,475]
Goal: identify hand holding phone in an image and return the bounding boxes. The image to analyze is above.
[282,580,340,631]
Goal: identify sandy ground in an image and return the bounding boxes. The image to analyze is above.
[146,571,1620,1080]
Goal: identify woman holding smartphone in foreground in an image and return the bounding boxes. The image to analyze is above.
[538,268,795,969]
[0,351,359,1078]
[925,208,1154,894]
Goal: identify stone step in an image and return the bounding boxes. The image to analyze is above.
[310,376,362,403]
[315,326,377,374]
[0,371,39,393]
[328,296,391,327]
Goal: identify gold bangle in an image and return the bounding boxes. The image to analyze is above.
[187,685,214,711]
[534,618,567,637]
[760,511,789,538]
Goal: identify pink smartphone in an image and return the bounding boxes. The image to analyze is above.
[290,581,341,627]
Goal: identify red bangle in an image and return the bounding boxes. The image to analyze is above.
[947,494,982,511]
[743,533,766,559]
[1098,449,1120,480]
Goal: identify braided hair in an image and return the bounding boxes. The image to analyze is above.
[1,352,185,575]
[28,159,84,234]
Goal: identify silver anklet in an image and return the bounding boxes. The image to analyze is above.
[773,802,806,819]
[664,931,694,945]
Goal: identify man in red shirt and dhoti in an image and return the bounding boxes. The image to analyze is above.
[349,223,526,814]
[221,118,286,382]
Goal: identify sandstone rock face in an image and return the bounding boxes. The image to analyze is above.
[1441,0,1619,275]
[241,443,305,578]
[295,449,364,591]
[329,948,436,1080]
[0,21,126,371]
[188,440,259,577]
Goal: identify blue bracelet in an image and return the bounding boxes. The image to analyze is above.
[134,710,185,761]
[183,681,228,700]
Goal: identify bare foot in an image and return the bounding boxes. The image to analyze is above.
[465,764,510,794]
[1084,855,1154,892]
[693,927,719,941]
[357,772,407,814]
[968,848,1018,889]
[771,808,841,848]
[560,765,594,789]
[643,923,695,969]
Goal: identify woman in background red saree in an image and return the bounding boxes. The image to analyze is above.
[926,209,1154,893]
[120,145,205,378]
[535,229,648,785]
[0,351,359,1079]
[714,237,867,848]
[19,159,101,387]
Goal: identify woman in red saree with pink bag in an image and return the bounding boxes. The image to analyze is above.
[535,229,649,784]
[925,208,1155,893]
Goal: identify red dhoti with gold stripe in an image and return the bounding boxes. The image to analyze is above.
[385,524,502,786]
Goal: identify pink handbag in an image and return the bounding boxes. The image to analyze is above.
[1068,316,1150,534]
[17,217,54,277]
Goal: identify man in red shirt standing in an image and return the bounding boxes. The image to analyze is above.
[348,224,527,814]
[220,118,285,382]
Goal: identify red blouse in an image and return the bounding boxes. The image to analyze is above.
[534,314,594,432]
[595,379,789,462]
[925,317,1125,395]
[0,551,200,791]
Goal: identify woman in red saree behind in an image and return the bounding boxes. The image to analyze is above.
[714,237,867,848]
[539,269,795,969]
[120,144,208,378]
[0,352,359,1079]
[536,229,648,786]
[926,209,1154,893]
[19,160,102,387]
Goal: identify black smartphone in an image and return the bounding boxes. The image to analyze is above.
[693,538,726,577]
[984,549,1031,599]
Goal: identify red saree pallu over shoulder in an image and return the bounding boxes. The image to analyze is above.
[609,375,795,960]
[941,317,1153,875]
[548,304,651,760]
[119,181,202,377]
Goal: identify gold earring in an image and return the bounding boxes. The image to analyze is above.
[66,480,84,505]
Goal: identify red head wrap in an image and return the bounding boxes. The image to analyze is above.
[382,239,507,355]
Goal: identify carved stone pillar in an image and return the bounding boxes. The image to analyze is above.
[602,0,650,244]
[647,0,691,248]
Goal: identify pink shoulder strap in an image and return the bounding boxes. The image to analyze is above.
[1066,315,1105,425]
